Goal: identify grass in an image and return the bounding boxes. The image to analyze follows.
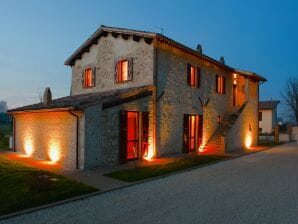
[0,155,98,216]
[104,155,229,182]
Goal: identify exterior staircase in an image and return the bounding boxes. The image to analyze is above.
[203,104,246,154]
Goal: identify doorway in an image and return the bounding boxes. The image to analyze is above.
[183,114,203,153]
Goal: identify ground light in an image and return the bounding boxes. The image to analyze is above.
[143,144,154,161]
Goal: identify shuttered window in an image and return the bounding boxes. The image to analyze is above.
[187,64,200,87]
[82,67,96,88]
[115,58,133,83]
[216,74,225,94]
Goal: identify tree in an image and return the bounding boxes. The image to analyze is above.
[0,101,7,113]
[281,77,298,124]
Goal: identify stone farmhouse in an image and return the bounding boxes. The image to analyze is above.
[9,26,266,170]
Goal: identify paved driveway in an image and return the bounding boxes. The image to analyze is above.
[1,143,298,224]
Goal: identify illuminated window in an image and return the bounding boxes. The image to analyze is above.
[116,58,133,83]
[216,75,225,94]
[217,115,222,124]
[187,64,200,87]
[83,68,94,88]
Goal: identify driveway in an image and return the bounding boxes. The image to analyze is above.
[1,142,297,224]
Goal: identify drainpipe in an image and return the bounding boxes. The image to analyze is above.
[69,111,79,169]
[12,115,16,152]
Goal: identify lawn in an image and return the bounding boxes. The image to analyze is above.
[104,155,229,182]
[0,155,98,216]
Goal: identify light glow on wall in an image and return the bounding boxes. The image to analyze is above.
[143,144,154,161]
[245,130,253,148]
[48,140,61,163]
[24,138,33,156]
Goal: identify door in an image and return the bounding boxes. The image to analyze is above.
[126,111,139,160]
[183,114,203,153]
[119,111,149,163]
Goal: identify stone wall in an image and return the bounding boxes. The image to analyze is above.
[71,34,154,95]
[156,43,241,155]
[225,81,259,151]
[14,111,83,170]
[84,104,102,169]
[100,95,153,166]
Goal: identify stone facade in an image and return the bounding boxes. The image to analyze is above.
[11,26,264,170]
[155,42,259,155]
[100,95,153,166]
[70,34,154,95]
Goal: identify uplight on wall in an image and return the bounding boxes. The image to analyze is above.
[48,140,61,163]
[24,138,33,156]
[245,124,252,148]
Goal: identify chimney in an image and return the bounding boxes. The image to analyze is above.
[196,44,203,54]
[43,87,52,105]
[219,56,225,64]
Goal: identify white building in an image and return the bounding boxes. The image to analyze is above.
[259,100,280,134]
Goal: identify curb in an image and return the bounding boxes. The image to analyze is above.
[0,143,283,221]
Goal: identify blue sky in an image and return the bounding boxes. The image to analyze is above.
[0,0,297,111]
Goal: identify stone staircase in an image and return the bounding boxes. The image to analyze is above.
[203,104,246,154]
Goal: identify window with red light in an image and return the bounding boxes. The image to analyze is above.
[217,115,222,124]
[127,112,139,160]
[83,68,95,88]
[183,114,203,153]
[187,64,200,87]
[115,58,133,83]
[216,75,225,94]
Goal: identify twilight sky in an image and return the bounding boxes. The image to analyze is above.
[0,0,297,111]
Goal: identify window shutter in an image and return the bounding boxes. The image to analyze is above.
[119,110,128,164]
[198,115,203,148]
[91,67,96,87]
[141,111,149,157]
[115,61,119,83]
[223,76,226,94]
[183,114,189,153]
[215,74,219,93]
[197,67,201,88]
[82,70,85,87]
[128,57,133,81]
[187,64,191,85]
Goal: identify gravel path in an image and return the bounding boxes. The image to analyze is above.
[2,143,298,224]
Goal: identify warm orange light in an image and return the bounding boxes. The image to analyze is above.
[198,146,205,153]
[24,138,33,156]
[49,140,60,163]
[144,144,154,161]
[245,131,252,148]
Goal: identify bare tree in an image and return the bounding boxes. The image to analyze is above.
[0,101,7,113]
[281,77,298,124]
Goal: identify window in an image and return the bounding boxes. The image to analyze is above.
[183,114,203,153]
[82,68,95,88]
[115,58,133,83]
[259,128,262,132]
[216,75,225,94]
[259,112,262,121]
[187,64,200,87]
[217,115,222,124]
